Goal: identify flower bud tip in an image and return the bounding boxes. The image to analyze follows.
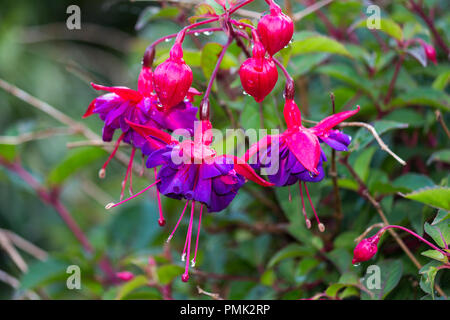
[305,219,311,229]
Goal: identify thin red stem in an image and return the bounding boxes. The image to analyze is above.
[106,179,160,209]
[377,225,449,257]
[99,132,125,178]
[192,204,203,266]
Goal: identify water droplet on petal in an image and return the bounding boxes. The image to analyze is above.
[164,38,172,42]
[353,263,361,267]
[194,32,200,36]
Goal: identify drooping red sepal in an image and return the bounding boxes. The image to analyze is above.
[311,105,360,136]
[224,155,274,187]
[125,119,174,145]
[91,83,142,103]
[82,98,96,118]
[285,130,321,174]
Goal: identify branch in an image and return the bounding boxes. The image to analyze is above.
[338,121,407,165]
[197,286,224,300]
[0,229,48,261]
[435,110,450,139]
[0,78,150,179]
[0,128,74,145]
[293,0,334,22]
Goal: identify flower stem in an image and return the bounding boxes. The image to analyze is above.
[200,36,234,120]
[383,53,404,106]
[377,225,449,257]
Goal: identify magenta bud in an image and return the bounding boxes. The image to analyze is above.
[423,43,437,64]
[153,44,193,109]
[239,42,278,102]
[257,4,294,56]
[352,235,380,264]
[116,271,135,281]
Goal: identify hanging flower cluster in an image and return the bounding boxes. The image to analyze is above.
[83,0,361,282]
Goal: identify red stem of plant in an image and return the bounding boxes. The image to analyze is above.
[200,36,234,120]
[377,225,449,257]
[383,54,404,106]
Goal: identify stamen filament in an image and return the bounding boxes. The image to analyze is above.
[182,201,195,282]
[167,201,189,243]
[105,179,160,209]
[120,147,136,201]
[192,204,203,267]
[99,132,125,178]
[154,168,165,226]
[299,182,311,229]
[303,182,325,232]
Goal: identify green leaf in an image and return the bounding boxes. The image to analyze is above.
[392,173,435,193]
[419,261,439,299]
[291,35,352,58]
[116,275,148,300]
[402,187,450,211]
[391,88,450,112]
[316,64,371,93]
[325,283,346,298]
[424,222,449,248]
[432,210,450,225]
[135,7,180,30]
[201,42,238,80]
[353,147,376,182]
[361,260,403,300]
[427,149,450,165]
[47,147,107,185]
[20,258,67,290]
[260,269,275,286]
[432,70,450,91]
[421,250,448,263]
[156,265,184,285]
[0,144,16,162]
[351,120,408,151]
[155,50,201,66]
[355,18,403,41]
[267,244,313,268]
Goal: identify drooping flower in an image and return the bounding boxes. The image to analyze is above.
[239,30,278,103]
[153,43,194,109]
[83,66,199,225]
[106,119,273,282]
[352,235,380,264]
[257,0,294,56]
[247,99,360,230]
[116,271,135,282]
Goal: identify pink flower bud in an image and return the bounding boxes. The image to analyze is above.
[239,35,278,103]
[257,3,294,56]
[422,43,437,65]
[352,235,380,264]
[153,43,193,109]
[116,271,135,281]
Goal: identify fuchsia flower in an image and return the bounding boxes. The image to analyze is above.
[257,0,294,56]
[239,30,278,103]
[153,43,194,109]
[106,119,273,282]
[247,99,360,230]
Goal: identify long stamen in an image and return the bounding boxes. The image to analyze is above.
[167,201,189,243]
[191,204,203,267]
[105,179,160,209]
[181,201,195,282]
[298,182,311,229]
[303,182,325,232]
[120,147,136,200]
[154,168,165,226]
[99,132,125,178]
